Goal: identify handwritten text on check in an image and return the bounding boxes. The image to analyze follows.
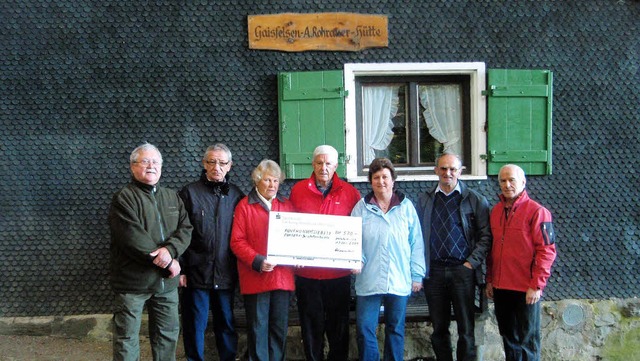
[267,211,362,269]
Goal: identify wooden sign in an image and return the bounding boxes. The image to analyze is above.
[248,13,388,52]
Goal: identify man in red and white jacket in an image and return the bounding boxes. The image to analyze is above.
[289,145,361,361]
[486,164,556,361]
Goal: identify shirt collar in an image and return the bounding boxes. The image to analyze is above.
[255,187,273,210]
[436,182,461,196]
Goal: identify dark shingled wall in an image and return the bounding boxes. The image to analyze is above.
[1,0,638,316]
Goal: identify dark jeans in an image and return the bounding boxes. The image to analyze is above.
[356,294,408,361]
[243,290,292,361]
[423,264,476,361]
[493,289,541,361]
[295,276,350,361]
[181,287,237,361]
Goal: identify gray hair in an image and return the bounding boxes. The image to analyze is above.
[130,143,162,164]
[312,145,339,163]
[499,164,526,181]
[203,143,233,162]
[251,159,285,185]
[435,152,462,169]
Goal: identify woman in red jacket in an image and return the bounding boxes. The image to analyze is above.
[230,159,295,361]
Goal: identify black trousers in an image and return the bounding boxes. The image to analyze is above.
[493,288,541,361]
[423,264,476,361]
[295,275,351,361]
[243,290,291,361]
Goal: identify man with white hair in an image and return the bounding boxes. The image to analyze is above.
[109,143,192,361]
[289,145,361,361]
[486,164,557,361]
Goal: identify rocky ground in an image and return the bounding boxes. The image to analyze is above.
[0,334,185,361]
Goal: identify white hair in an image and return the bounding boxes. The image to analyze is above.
[312,145,339,163]
[130,143,162,164]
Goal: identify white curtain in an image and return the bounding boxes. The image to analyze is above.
[363,85,400,164]
[419,84,462,155]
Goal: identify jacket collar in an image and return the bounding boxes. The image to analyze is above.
[247,187,286,205]
[498,189,530,209]
[430,179,469,197]
[131,178,157,193]
[363,190,405,207]
[199,169,230,196]
[307,171,343,195]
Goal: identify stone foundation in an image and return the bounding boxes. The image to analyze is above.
[1,298,638,360]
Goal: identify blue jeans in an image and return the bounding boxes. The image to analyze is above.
[424,264,476,361]
[493,289,541,361]
[243,290,292,361]
[113,288,180,361]
[296,275,351,361]
[181,287,237,361]
[356,294,408,361]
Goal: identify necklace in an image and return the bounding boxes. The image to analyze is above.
[377,198,391,212]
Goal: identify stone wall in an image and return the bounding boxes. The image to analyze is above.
[1,298,638,360]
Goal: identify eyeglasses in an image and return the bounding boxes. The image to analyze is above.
[134,159,162,166]
[205,160,230,166]
[438,167,459,172]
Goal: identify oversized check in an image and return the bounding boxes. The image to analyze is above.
[267,211,362,269]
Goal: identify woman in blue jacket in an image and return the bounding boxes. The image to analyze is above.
[351,158,426,361]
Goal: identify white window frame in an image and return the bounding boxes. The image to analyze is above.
[344,62,487,182]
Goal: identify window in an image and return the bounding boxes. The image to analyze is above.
[354,75,471,177]
[344,62,487,182]
[277,64,552,181]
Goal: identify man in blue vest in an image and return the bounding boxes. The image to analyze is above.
[416,152,492,361]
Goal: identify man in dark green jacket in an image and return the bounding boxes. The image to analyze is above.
[109,143,192,361]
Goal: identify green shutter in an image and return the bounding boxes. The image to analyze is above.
[486,69,553,175]
[278,70,347,179]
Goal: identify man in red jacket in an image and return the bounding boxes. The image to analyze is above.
[486,164,556,361]
[289,145,361,361]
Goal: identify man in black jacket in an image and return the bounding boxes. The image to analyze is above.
[178,144,245,361]
[416,153,492,361]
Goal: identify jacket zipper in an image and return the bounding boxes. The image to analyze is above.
[152,187,166,242]
[152,187,166,291]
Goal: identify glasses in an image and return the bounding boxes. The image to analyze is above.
[134,159,162,166]
[205,160,230,167]
[439,167,459,172]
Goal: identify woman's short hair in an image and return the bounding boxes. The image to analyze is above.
[367,158,397,183]
[251,159,285,185]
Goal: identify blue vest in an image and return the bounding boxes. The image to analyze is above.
[430,191,468,265]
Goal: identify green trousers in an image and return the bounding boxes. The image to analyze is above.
[112,288,180,361]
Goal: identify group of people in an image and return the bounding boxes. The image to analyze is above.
[109,142,556,361]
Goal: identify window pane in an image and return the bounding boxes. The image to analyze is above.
[361,84,404,165]
[382,86,407,164]
[418,84,463,161]
[419,102,443,164]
